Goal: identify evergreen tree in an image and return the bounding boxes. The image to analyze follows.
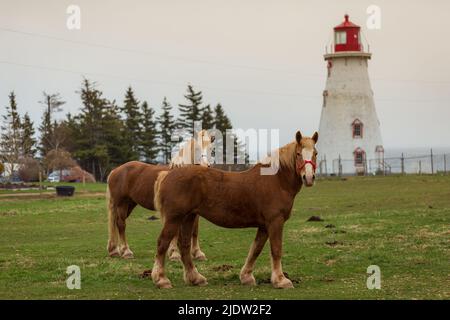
[72,79,111,181]
[140,101,158,163]
[213,103,232,133]
[38,92,65,157]
[157,97,176,163]
[121,86,142,161]
[0,92,22,178]
[213,104,232,164]
[21,113,37,158]
[212,103,247,164]
[101,100,128,169]
[177,84,203,132]
[201,104,214,129]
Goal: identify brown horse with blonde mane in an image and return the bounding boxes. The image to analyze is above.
[151,131,318,289]
[106,130,213,259]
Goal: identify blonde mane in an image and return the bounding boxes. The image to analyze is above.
[259,141,296,171]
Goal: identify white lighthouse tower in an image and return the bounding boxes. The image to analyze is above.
[317,14,383,175]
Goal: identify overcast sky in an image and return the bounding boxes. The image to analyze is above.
[1,0,449,148]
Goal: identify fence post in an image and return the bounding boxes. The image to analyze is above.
[39,170,43,197]
[338,154,342,177]
[444,154,447,175]
[324,155,328,176]
[419,161,422,175]
[430,148,434,174]
[401,153,405,175]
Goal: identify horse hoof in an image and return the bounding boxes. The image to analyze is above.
[193,251,207,261]
[186,273,208,286]
[169,252,181,261]
[272,277,294,289]
[240,273,256,286]
[122,250,134,259]
[108,247,121,258]
[155,278,173,289]
[193,276,208,287]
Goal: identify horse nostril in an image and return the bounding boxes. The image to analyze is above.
[313,175,316,180]
[302,175,306,181]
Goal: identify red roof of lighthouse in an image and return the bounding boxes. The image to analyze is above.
[334,14,360,29]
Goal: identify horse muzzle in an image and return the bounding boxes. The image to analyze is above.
[302,174,315,187]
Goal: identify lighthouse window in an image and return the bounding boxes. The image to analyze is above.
[354,148,365,166]
[352,119,363,138]
[335,31,347,45]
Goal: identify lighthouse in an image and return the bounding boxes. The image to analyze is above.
[317,14,384,175]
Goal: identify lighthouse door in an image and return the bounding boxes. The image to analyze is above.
[354,148,366,175]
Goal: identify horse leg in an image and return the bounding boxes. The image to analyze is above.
[191,216,207,261]
[179,214,208,286]
[167,234,181,261]
[151,218,180,289]
[107,198,121,258]
[118,202,136,259]
[240,227,268,286]
[268,219,293,289]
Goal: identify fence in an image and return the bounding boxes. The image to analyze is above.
[318,150,450,176]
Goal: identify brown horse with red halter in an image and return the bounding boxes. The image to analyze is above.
[152,131,318,289]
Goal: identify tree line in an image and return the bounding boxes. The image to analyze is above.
[0,79,238,182]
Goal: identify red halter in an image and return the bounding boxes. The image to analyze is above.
[297,159,317,172]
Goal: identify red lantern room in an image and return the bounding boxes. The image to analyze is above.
[334,14,361,52]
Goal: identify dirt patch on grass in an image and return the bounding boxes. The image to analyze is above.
[320,276,335,282]
[0,210,18,216]
[325,259,337,266]
[139,269,152,279]
[307,216,324,222]
[212,264,233,272]
[325,240,343,247]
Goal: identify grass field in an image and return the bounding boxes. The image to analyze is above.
[0,175,449,300]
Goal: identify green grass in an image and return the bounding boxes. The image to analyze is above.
[0,175,449,299]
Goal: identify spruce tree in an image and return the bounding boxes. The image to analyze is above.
[101,100,128,169]
[213,104,232,133]
[201,104,214,129]
[213,104,232,164]
[157,97,176,163]
[72,79,111,181]
[121,86,142,161]
[21,113,37,158]
[0,92,22,178]
[140,101,158,163]
[177,84,203,132]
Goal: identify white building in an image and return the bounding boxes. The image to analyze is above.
[317,15,384,175]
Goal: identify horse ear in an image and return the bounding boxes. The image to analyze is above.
[295,131,302,143]
[312,131,319,143]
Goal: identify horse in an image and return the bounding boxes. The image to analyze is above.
[151,131,318,289]
[166,130,215,261]
[106,129,214,260]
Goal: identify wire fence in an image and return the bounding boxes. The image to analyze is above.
[318,150,450,176]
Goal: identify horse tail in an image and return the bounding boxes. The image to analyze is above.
[106,171,119,253]
[154,171,169,222]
